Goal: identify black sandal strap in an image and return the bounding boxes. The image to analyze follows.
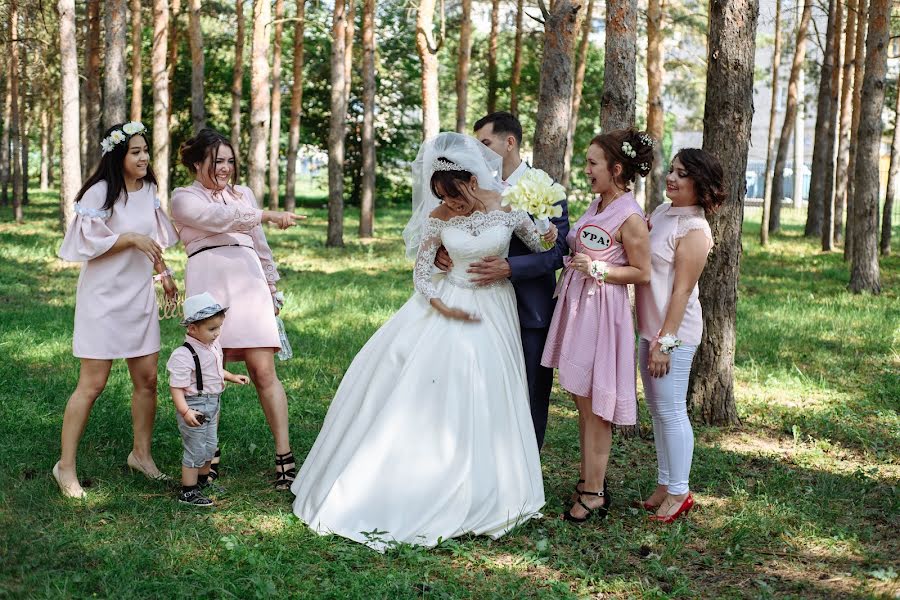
[275,453,295,466]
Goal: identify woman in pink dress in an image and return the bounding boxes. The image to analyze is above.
[635,149,723,523]
[542,128,653,523]
[171,128,301,489]
[54,122,179,498]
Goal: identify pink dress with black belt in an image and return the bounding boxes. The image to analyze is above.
[541,193,644,425]
[171,182,280,360]
[58,181,178,359]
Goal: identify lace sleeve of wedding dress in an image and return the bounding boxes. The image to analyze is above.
[413,218,444,300]
[512,211,545,253]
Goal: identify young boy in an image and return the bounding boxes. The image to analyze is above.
[167,292,249,507]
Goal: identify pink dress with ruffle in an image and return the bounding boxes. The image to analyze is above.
[541,193,644,425]
[59,181,178,359]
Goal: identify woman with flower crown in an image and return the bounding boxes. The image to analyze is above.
[53,122,179,498]
[541,128,653,524]
[292,132,555,551]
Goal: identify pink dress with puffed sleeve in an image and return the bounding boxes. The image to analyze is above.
[58,181,178,359]
[170,182,281,360]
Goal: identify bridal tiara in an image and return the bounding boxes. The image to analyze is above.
[432,157,467,172]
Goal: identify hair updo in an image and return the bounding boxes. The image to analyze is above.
[179,128,239,187]
[429,158,474,200]
[590,128,656,188]
[671,148,727,213]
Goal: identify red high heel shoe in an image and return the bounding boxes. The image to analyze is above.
[649,493,694,523]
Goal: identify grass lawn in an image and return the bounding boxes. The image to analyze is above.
[0,193,897,599]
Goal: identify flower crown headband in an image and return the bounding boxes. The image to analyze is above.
[101,121,148,155]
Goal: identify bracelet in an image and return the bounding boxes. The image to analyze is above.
[657,333,682,355]
[152,268,173,282]
[589,260,609,283]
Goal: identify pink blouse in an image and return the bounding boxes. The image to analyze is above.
[167,335,226,396]
[635,203,713,346]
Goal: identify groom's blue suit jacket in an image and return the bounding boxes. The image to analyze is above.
[507,199,570,330]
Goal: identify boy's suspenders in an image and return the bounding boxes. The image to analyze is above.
[182,342,203,393]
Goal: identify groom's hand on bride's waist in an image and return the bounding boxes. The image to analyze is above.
[434,245,453,271]
[468,256,511,285]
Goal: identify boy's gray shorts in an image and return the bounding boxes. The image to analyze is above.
[176,394,220,468]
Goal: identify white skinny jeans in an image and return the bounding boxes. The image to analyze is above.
[639,338,697,495]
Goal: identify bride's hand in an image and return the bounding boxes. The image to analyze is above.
[430,298,480,322]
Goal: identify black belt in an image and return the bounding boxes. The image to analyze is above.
[188,244,254,258]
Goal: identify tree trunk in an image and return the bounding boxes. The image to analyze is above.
[415,0,440,140]
[268,0,285,210]
[344,0,355,106]
[644,0,665,211]
[487,0,500,114]
[601,0,637,131]
[40,103,50,191]
[167,0,182,126]
[359,0,376,237]
[807,0,838,240]
[848,0,886,293]
[880,65,900,255]
[532,0,580,183]
[231,0,245,160]
[510,0,525,117]
[104,0,128,128]
[845,0,868,260]
[59,0,82,229]
[834,0,857,244]
[0,62,10,205]
[689,0,759,426]
[818,0,843,247]
[9,0,22,222]
[792,62,804,210]
[760,0,782,246]
[152,0,170,211]
[768,0,811,234]
[562,0,593,189]
[248,0,271,201]
[455,0,472,132]
[188,0,206,132]
[83,0,102,178]
[130,0,143,121]
[284,0,305,213]
[327,0,348,247]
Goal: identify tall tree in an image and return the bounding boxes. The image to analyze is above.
[690,0,759,425]
[880,69,900,256]
[601,0,637,130]
[533,0,581,182]
[760,0,782,246]
[415,0,441,140]
[130,0,143,121]
[40,102,52,191]
[104,0,128,128]
[455,0,472,132]
[231,0,245,158]
[83,0,102,178]
[268,0,285,210]
[509,0,525,116]
[834,0,857,244]
[818,0,843,246]
[152,0,170,211]
[0,64,10,204]
[807,0,839,240]
[248,0,272,201]
[562,0,593,189]
[487,0,501,113]
[188,0,206,132]
[284,0,305,213]
[768,0,811,234]
[167,0,182,125]
[58,0,82,229]
[327,0,348,246]
[848,0,887,293]
[644,0,665,211]
[344,0,355,105]
[359,0,376,237]
[844,0,868,259]
[9,0,23,222]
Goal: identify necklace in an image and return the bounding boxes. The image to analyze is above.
[598,189,626,213]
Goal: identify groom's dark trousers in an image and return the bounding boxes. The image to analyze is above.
[507,200,570,450]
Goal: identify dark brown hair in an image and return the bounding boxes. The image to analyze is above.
[179,128,239,187]
[473,111,523,145]
[75,124,157,211]
[671,148,727,213]
[429,158,475,201]
[590,128,655,189]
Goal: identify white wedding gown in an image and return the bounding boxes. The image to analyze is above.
[291,209,546,551]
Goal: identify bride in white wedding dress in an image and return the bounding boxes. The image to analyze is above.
[291,133,551,551]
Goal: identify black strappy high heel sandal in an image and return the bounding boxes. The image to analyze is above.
[273,451,296,490]
[563,479,611,523]
[208,448,221,481]
[570,478,585,503]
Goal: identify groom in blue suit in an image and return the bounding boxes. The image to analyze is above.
[437,112,570,449]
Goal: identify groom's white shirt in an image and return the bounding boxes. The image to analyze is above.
[503,160,529,188]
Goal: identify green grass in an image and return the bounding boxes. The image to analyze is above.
[0,193,897,599]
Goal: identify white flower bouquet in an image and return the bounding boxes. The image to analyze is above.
[501,168,565,247]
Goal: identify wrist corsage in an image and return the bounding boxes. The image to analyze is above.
[272,290,285,311]
[589,260,609,283]
[152,268,173,282]
[657,333,682,355]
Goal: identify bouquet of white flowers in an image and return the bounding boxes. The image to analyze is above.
[501,168,565,246]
